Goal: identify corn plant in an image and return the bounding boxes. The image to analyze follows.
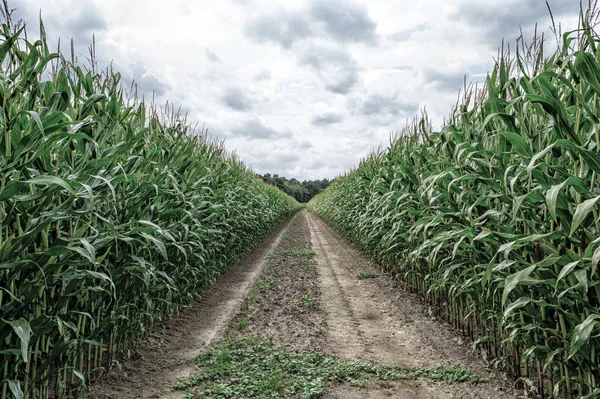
[310,6,600,399]
[0,11,299,399]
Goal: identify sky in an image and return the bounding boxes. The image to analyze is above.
[8,0,582,180]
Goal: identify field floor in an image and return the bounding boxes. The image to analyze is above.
[87,211,524,399]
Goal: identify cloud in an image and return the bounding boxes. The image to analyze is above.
[298,140,313,149]
[297,42,360,94]
[221,86,253,111]
[311,111,344,126]
[253,70,272,81]
[205,48,223,63]
[423,67,467,92]
[309,0,377,44]
[229,118,292,140]
[130,61,168,95]
[244,0,377,48]
[455,0,577,46]
[354,93,419,122]
[65,4,107,40]
[245,11,311,48]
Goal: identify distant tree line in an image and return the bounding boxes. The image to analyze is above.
[259,173,331,203]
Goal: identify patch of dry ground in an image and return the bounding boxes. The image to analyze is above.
[229,210,326,351]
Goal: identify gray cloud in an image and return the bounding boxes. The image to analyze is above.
[358,94,419,119]
[245,0,377,48]
[205,48,223,63]
[66,4,107,40]
[309,0,377,44]
[311,111,344,126]
[298,140,313,149]
[298,43,360,94]
[221,87,253,111]
[326,71,358,94]
[245,11,311,48]
[455,0,577,46]
[230,118,293,140]
[423,68,466,92]
[130,61,169,96]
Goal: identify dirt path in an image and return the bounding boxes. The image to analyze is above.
[305,213,523,399]
[87,216,295,399]
[88,211,525,398]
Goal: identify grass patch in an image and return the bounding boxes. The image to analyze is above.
[174,337,486,398]
[357,272,378,280]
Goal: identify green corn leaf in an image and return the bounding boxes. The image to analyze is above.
[502,265,539,305]
[570,196,600,236]
[3,318,32,363]
[8,380,24,399]
[568,314,600,360]
[545,181,567,221]
[504,297,531,318]
[499,132,533,157]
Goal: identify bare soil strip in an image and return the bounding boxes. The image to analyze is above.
[229,210,327,350]
[305,213,524,399]
[86,216,295,399]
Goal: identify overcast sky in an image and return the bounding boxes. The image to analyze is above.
[10,0,581,180]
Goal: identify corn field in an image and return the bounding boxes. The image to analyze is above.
[310,10,600,399]
[0,14,299,399]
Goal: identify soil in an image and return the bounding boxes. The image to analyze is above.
[229,210,326,351]
[86,211,527,399]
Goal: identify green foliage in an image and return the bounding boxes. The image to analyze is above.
[0,15,299,399]
[357,272,378,280]
[259,174,331,203]
[174,336,483,398]
[309,9,600,399]
[299,295,313,308]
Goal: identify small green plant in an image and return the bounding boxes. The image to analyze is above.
[256,279,275,294]
[235,313,249,330]
[281,233,290,242]
[358,272,378,280]
[304,265,313,274]
[300,295,313,308]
